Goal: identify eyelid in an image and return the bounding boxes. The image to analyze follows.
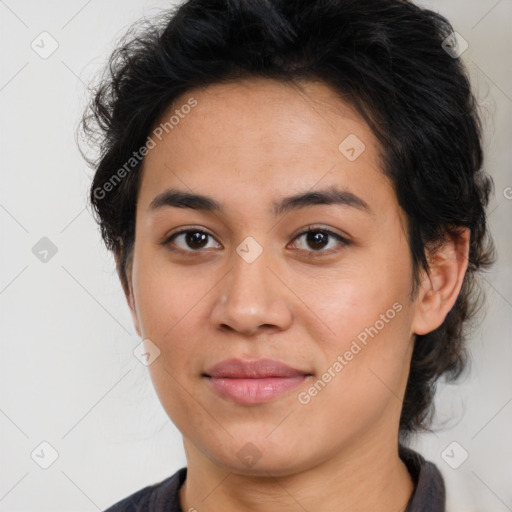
[161,225,220,247]
[289,224,349,241]
[288,225,350,253]
[161,224,350,254]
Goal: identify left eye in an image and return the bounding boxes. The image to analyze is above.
[289,228,348,254]
[163,227,348,254]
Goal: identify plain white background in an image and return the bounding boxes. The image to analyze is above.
[1,0,511,510]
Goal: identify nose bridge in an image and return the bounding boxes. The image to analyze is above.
[231,235,272,297]
[212,234,292,334]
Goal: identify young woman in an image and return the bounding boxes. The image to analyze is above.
[81,0,495,510]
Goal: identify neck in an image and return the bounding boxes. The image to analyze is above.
[178,434,414,512]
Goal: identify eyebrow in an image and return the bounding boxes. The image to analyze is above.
[147,186,372,216]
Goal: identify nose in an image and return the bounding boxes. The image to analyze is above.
[210,242,293,337]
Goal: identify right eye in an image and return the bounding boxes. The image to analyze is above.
[162,229,222,253]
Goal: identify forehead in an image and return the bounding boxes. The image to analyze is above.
[137,77,397,219]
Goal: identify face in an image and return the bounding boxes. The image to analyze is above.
[124,77,423,476]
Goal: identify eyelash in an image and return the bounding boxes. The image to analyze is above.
[161,226,350,256]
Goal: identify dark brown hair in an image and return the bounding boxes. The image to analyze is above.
[80,0,496,434]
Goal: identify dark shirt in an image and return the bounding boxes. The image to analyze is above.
[103,446,445,511]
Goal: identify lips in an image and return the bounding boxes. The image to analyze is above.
[203,358,312,404]
[203,358,311,379]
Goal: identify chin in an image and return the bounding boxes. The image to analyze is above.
[204,436,312,477]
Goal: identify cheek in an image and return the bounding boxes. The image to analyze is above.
[132,249,207,339]
[131,258,210,428]
[298,303,413,442]
[302,246,414,400]
[131,256,213,413]
[305,257,410,349]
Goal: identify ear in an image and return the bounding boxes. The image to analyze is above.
[114,247,141,338]
[411,228,470,336]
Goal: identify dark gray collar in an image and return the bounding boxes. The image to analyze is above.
[104,447,446,511]
[400,445,446,512]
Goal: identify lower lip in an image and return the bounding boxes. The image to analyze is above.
[205,375,309,404]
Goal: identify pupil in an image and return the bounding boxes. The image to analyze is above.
[187,231,208,249]
[184,231,329,251]
[308,231,327,250]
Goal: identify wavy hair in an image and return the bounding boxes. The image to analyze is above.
[79,0,496,434]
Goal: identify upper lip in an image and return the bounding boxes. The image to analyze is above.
[203,358,312,378]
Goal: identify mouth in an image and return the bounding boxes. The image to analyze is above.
[203,357,312,379]
[203,375,311,404]
[202,358,313,404]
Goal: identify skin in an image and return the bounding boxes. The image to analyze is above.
[117,77,469,512]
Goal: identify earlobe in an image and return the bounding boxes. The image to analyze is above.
[411,228,470,336]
